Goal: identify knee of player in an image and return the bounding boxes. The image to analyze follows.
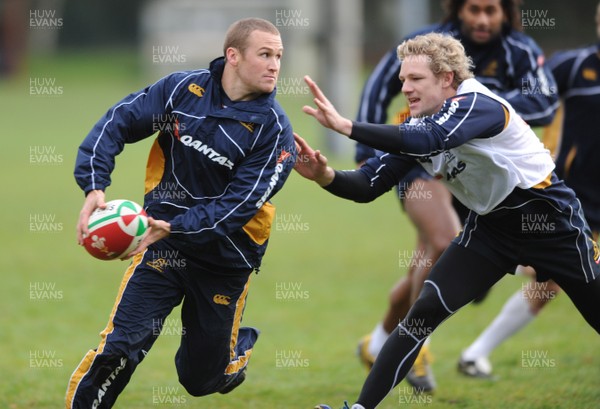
[406,283,453,324]
[178,374,218,397]
[426,233,454,257]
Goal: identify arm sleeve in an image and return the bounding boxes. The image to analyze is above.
[495,37,558,126]
[74,72,184,194]
[350,93,508,156]
[547,50,575,96]
[354,48,403,163]
[168,119,297,243]
[324,153,415,203]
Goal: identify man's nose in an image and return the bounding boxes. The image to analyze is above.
[474,11,490,27]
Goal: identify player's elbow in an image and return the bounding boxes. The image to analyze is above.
[351,192,379,203]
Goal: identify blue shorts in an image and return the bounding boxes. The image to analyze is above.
[577,194,600,233]
[395,165,470,223]
[455,175,600,283]
[396,165,433,207]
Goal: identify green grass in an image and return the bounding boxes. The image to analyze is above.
[1,51,598,408]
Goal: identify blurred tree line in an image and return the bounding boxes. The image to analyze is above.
[56,0,600,54]
[58,0,146,48]
[43,0,600,56]
[2,0,598,76]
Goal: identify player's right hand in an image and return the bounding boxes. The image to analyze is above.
[77,190,107,245]
[123,217,171,260]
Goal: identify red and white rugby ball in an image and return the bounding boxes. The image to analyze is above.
[83,199,148,260]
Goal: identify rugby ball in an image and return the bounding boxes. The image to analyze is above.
[83,199,148,260]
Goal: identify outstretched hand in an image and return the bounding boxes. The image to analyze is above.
[293,133,335,186]
[302,76,353,136]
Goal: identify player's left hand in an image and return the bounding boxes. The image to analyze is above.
[123,217,171,259]
[293,132,335,186]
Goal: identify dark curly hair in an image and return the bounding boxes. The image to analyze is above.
[442,0,523,31]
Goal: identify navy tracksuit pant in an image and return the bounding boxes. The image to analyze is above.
[66,239,258,408]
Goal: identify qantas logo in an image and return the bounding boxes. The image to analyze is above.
[435,96,467,126]
[446,160,466,181]
[92,357,127,408]
[255,149,292,209]
[256,162,284,208]
[179,135,234,170]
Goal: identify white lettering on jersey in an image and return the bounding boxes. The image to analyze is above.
[256,163,284,208]
[435,96,466,126]
[180,135,234,170]
[420,79,555,215]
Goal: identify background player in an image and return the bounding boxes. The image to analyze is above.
[458,1,600,378]
[355,0,558,392]
[295,32,599,409]
[66,18,297,408]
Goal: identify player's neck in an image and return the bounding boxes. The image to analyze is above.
[221,66,260,102]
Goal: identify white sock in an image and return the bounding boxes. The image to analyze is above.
[367,323,390,358]
[462,290,534,361]
[351,405,366,409]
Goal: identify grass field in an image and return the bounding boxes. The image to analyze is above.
[1,51,598,408]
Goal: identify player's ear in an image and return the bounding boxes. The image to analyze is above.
[441,71,454,89]
[226,47,240,66]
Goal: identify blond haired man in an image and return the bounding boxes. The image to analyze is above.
[294,33,599,409]
[355,0,558,392]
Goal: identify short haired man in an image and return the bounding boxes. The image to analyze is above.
[66,18,297,408]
